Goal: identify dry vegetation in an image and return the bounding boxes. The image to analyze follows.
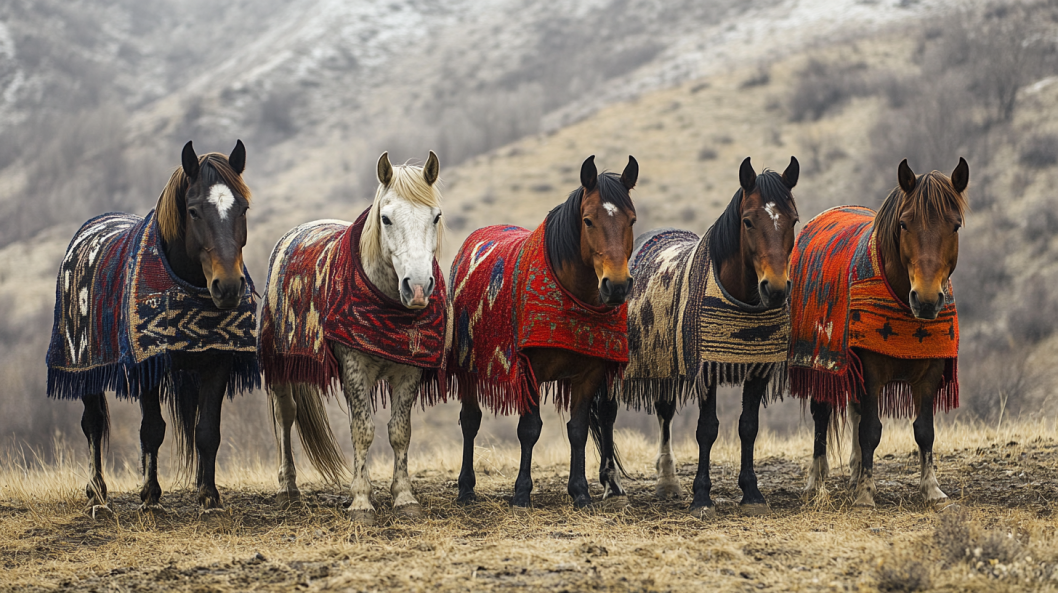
[2,421,1058,592]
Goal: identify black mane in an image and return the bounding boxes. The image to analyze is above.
[707,169,796,268]
[545,172,635,270]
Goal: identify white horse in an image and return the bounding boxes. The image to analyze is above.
[264,151,444,524]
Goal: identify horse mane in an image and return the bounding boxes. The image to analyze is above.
[360,163,444,263]
[546,172,635,270]
[875,170,969,260]
[156,153,252,244]
[708,169,797,266]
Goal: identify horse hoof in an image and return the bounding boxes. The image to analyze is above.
[689,505,717,521]
[198,508,232,527]
[655,480,685,501]
[600,495,630,510]
[510,504,533,516]
[86,504,114,520]
[739,503,771,517]
[456,491,478,505]
[932,497,957,512]
[348,509,376,526]
[852,495,876,509]
[396,503,423,519]
[138,503,168,517]
[276,490,301,506]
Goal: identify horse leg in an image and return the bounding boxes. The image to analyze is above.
[737,374,769,514]
[388,368,422,517]
[690,382,719,518]
[805,400,831,494]
[339,348,380,524]
[848,404,862,488]
[913,368,949,507]
[852,383,882,508]
[595,385,627,502]
[567,370,603,509]
[271,384,300,505]
[457,384,482,504]
[194,355,231,510]
[654,397,684,500]
[81,392,108,508]
[511,399,542,509]
[138,385,165,510]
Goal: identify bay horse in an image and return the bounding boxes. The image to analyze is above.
[46,140,258,514]
[450,155,637,508]
[599,157,799,518]
[261,152,447,525]
[794,158,968,509]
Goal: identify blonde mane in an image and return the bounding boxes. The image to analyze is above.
[156,153,252,243]
[360,163,444,263]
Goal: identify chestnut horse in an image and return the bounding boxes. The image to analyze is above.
[451,155,637,508]
[798,158,968,509]
[598,157,799,518]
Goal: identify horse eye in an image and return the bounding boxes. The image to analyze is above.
[381,215,392,226]
[583,218,593,228]
[953,223,961,232]
[630,218,637,226]
[743,218,753,229]
[434,214,441,225]
[188,208,201,220]
[899,221,908,231]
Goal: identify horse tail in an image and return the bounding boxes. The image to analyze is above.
[166,370,200,477]
[289,384,349,486]
[588,385,628,478]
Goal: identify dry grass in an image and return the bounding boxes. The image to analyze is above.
[2,420,1058,592]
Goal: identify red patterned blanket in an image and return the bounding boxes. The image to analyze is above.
[788,206,959,417]
[259,209,448,405]
[448,222,628,414]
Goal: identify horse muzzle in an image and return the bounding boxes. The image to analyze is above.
[758,279,791,309]
[599,276,633,306]
[210,276,246,310]
[909,289,943,320]
[401,276,435,310]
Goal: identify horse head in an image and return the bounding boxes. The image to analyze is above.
[887,158,968,320]
[736,156,800,309]
[365,151,443,310]
[577,155,638,306]
[176,140,250,310]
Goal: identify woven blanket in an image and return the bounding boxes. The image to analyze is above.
[259,208,448,406]
[788,206,959,417]
[618,229,790,409]
[448,222,628,415]
[46,211,259,400]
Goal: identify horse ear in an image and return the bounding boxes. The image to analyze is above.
[424,150,440,186]
[739,157,756,193]
[782,156,799,189]
[228,139,246,175]
[951,157,969,193]
[898,159,917,193]
[377,152,393,186]
[620,155,638,190]
[181,141,199,180]
[580,155,598,192]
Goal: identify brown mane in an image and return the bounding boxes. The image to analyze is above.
[875,170,968,259]
[156,153,252,243]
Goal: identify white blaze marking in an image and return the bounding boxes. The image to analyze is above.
[603,203,618,217]
[764,202,781,230]
[208,185,236,220]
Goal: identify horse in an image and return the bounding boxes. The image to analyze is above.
[597,157,800,518]
[449,155,638,508]
[793,158,968,509]
[260,151,447,525]
[46,140,259,515]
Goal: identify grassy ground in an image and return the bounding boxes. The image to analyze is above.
[2,420,1057,592]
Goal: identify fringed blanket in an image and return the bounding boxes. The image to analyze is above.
[618,229,790,410]
[448,222,628,415]
[788,206,959,417]
[46,211,259,400]
[259,209,448,406]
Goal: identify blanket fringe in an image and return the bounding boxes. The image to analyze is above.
[452,360,623,415]
[617,361,786,411]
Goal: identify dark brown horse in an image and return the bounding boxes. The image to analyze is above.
[596,157,799,518]
[452,155,638,508]
[801,158,968,509]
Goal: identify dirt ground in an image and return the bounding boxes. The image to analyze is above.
[2,423,1057,592]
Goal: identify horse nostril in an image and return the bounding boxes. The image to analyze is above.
[759,281,770,297]
[427,277,435,294]
[937,292,945,306]
[601,278,612,293]
[211,279,221,294]
[239,277,246,295]
[627,276,634,291]
[910,290,919,306]
[401,278,412,296]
